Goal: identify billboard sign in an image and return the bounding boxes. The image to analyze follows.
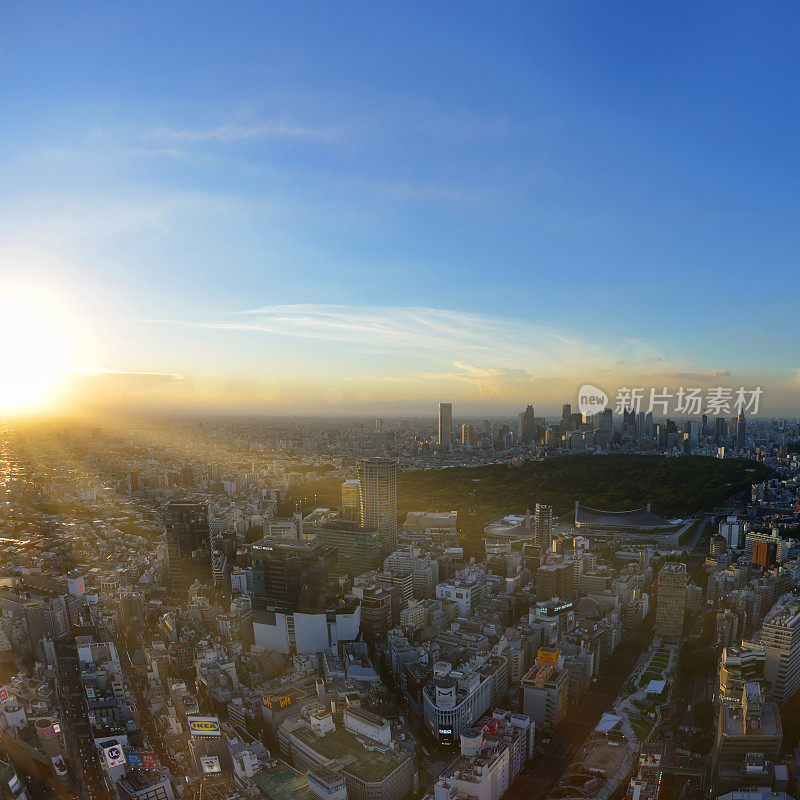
[140,751,158,768]
[187,716,221,737]
[125,750,143,767]
[103,744,126,768]
[201,756,222,774]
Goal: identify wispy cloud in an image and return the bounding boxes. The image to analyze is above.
[145,121,348,145]
[146,303,657,377]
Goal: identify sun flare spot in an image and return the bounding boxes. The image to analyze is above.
[0,286,76,414]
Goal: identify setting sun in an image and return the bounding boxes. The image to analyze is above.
[0,287,74,414]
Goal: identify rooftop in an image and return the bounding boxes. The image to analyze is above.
[575,503,668,530]
[292,724,408,783]
[251,761,312,800]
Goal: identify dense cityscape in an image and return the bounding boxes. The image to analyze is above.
[4,4,800,800]
[0,403,796,800]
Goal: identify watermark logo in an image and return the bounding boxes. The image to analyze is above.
[577,384,764,416]
[578,384,608,417]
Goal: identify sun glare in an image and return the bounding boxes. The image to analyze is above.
[0,287,75,415]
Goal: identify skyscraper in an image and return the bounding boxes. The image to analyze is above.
[251,537,339,614]
[534,503,554,551]
[357,456,398,552]
[249,537,359,655]
[655,562,687,638]
[461,423,474,446]
[519,404,536,443]
[736,409,746,451]
[751,594,800,705]
[340,478,361,522]
[438,402,452,449]
[164,501,211,595]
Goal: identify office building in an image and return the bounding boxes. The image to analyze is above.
[357,457,398,552]
[752,594,800,705]
[534,504,554,551]
[655,562,687,639]
[719,516,742,549]
[461,423,475,446]
[423,656,509,743]
[164,502,211,595]
[251,538,359,654]
[438,402,453,450]
[521,648,567,730]
[308,520,387,579]
[340,479,360,522]
[746,529,789,568]
[384,547,439,598]
[518,405,536,443]
[430,710,533,800]
[251,538,338,614]
[736,409,747,450]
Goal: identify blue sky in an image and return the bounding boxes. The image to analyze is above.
[1,2,799,413]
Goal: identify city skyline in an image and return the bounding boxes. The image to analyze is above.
[2,3,800,415]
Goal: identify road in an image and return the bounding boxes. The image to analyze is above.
[111,633,180,777]
[687,514,710,553]
[55,639,111,800]
[505,613,655,800]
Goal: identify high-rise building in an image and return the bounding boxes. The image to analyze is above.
[340,478,360,522]
[534,504,554,551]
[518,405,536,443]
[461,423,475,446]
[164,502,211,595]
[736,409,746,451]
[251,537,339,614]
[521,648,568,730]
[746,529,789,568]
[714,416,727,444]
[358,456,398,552]
[307,519,387,578]
[438,402,453,449]
[719,516,742,549]
[655,562,687,638]
[250,538,359,655]
[750,594,800,705]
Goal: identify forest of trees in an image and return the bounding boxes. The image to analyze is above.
[282,454,772,555]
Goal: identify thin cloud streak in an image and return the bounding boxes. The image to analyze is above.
[146,303,657,376]
[145,121,348,145]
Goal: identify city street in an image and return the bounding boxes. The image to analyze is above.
[506,613,655,800]
[55,640,110,800]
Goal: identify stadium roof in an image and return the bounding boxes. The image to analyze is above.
[574,502,668,530]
